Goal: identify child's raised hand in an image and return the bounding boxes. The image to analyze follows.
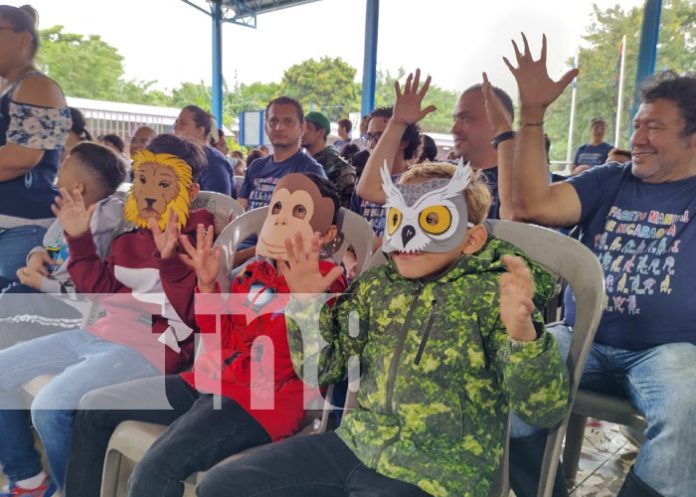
[279,231,343,296]
[50,188,97,238]
[149,209,180,259]
[499,255,538,342]
[179,223,220,292]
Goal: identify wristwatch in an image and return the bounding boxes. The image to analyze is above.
[490,130,516,149]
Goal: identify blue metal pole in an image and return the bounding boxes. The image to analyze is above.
[211,1,223,125]
[360,0,379,118]
[630,0,662,120]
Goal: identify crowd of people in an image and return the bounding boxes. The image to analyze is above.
[0,3,694,497]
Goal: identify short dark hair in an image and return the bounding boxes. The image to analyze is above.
[266,96,304,123]
[69,107,92,141]
[182,105,212,138]
[70,142,126,196]
[146,134,206,182]
[303,173,340,225]
[402,123,421,160]
[463,84,515,121]
[99,134,125,154]
[641,71,696,137]
[0,5,38,57]
[370,107,393,121]
[340,143,360,162]
[590,118,607,128]
[338,118,352,134]
[419,134,438,162]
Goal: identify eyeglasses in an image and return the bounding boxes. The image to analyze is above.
[365,132,384,143]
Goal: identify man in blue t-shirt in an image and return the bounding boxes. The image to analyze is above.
[571,118,614,175]
[506,34,696,497]
[236,96,326,264]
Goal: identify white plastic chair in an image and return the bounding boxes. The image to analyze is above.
[100,206,372,497]
[190,191,244,235]
[484,220,606,497]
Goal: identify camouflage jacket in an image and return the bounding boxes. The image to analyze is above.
[286,236,569,497]
[313,145,357,208]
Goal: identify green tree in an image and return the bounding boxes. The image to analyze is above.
[37,26,124,100]
[280,57,360,121]
[544,0,696,166]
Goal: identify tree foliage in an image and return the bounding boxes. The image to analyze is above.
[280,57,360,121]
[544,0,696,165]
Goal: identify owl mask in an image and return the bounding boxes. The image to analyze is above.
[124,150,193,231]
[382,162,472,253]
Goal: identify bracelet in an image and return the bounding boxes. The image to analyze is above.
[490,130,515,149]
[521,121,544,127]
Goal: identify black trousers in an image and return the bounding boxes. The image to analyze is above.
[197,431,433,497]
[64,375,270,497]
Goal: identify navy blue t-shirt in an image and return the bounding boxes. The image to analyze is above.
[567,163,696,349]
[573,142,613,168]
[199,146,236,198]
[239,149,326,210]
[238,149,325,249]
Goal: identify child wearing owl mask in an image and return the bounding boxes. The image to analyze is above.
[193,161,570,497]
[0,134,213,496]
[63,173,347,497]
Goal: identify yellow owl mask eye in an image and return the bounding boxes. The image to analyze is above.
[387,207,403,236]
[419,205,452,235]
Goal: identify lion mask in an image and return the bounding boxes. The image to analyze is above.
[124,150,193,231]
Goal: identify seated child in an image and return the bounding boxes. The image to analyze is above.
[0,134,212,497]
[0,142,126,348]
[195,161,570,497]
[63,173,347,497]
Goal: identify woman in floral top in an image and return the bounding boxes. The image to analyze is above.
[0,4,71,281]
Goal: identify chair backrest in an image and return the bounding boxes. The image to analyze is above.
[214,206,374,283]
[486,220,605,497]
[191,191,245,235]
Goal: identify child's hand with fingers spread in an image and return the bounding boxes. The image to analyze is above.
[499,255,538,342]
[149,210,180,259]
[50,188,97,238]
[179,223,220,293]
[278,231,343,297]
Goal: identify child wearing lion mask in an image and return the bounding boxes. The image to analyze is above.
[0,134,214,495]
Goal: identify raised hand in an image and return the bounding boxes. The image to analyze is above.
[149,209,180,259]
[392,68,437,125]
[27,250,54,276]
[179,223,220,292]
[278,231,344,296]
[503,33,579,114]
[482,72,513,135]
[50,188,97,238]
[499,255,538,342]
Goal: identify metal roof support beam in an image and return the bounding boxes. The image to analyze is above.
[211,1,224,126]
[360,0,379,118]
[630,0,662,122]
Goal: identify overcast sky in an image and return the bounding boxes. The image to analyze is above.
[10,0,645,98]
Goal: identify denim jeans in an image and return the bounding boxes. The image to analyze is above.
[65,375,271,497]
[526,324,696,497]
[0,225,47,281]
[0,329,159,490]
[196,431,433,497]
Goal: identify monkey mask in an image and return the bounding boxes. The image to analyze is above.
[256,174,336,261]
[124,150,193,231]
[381,161,472,254]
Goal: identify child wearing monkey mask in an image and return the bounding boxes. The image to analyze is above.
[194,161,570,497]
[0,134,213,496]
[63,173,347,497]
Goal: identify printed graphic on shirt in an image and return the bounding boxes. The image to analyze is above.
[595,206,687,316]
[45,233,68,267]
[248,177,281,210]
